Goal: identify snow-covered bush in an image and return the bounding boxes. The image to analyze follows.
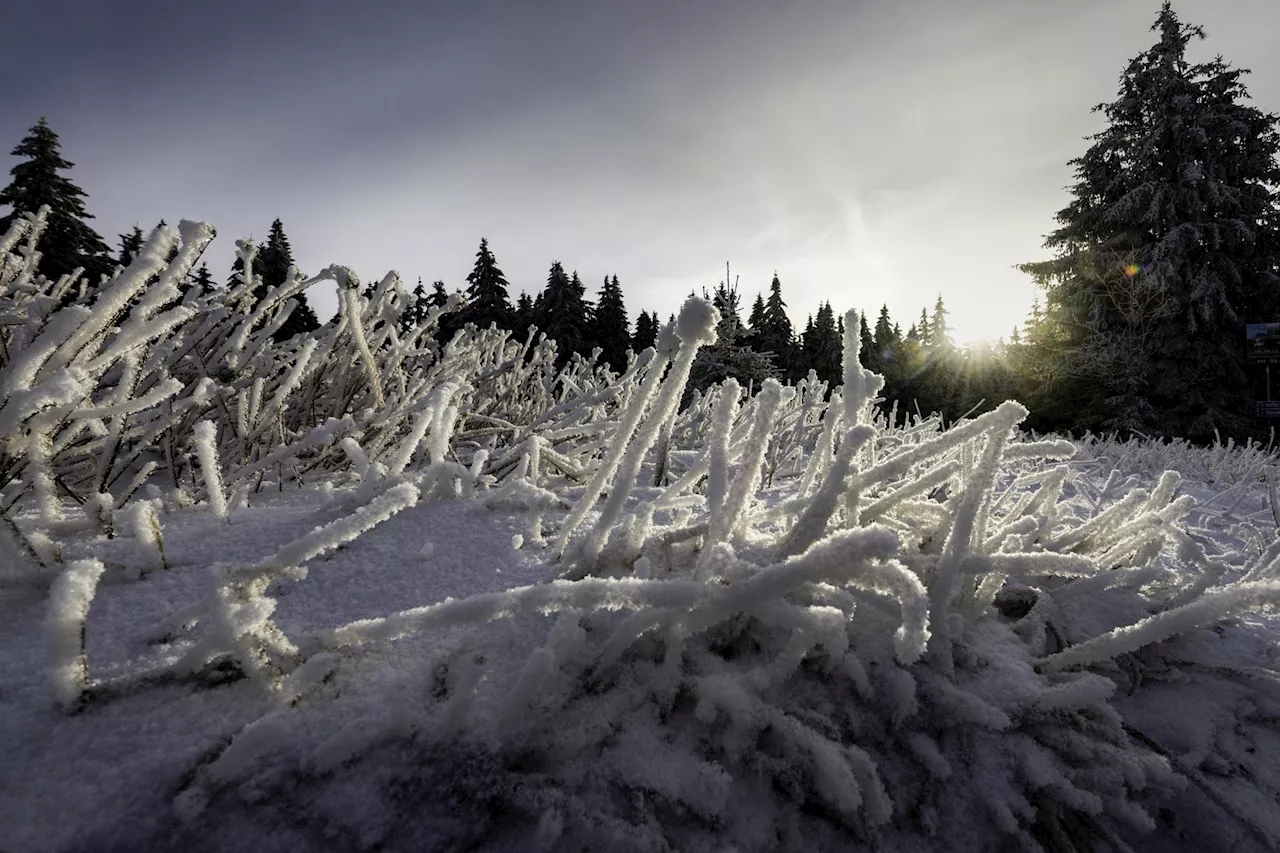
[4,212,1279,852]
[177,308,1279,850]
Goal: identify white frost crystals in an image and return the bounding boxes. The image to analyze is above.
[46,558,106,710]
[3,212,1280,852]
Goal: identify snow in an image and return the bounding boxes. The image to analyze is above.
[3,223,1280,853]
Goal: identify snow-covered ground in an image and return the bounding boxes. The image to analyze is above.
[2,215,1279,853]
[4,435,1279,853]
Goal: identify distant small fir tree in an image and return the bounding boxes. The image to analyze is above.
[873,305,897,360]
[537,261,594,364]
[399,278,430,334]
[748,293,766,340]
[457,237,514,331]
[757,274,796,377]
[690,280,778,393]
[256,219,319,340]
[595,275,630,371]
[428,280,449,309]
[859,312,875,370]
[929,295,952,353]
[632,310,658,352]
[117,226,144,269]
[806,302,842,387]
[514,291,535,334]
[192,263,215,297]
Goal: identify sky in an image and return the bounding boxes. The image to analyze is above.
[2,0,1279,344]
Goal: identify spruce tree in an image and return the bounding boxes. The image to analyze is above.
[118,226,144,268]
[458,237,513,330]
[690,281,778,393]
[757,273,796,376]
[193,263,214,296]
[632,311,658,352]
[400,279,430,334]
[0,117,111,283]
[859,312,875,371]
[1019,2,1280,440]
[595,275,630,371]
[929,296,953,353]
[537,261,593,364]
[748,293,766,342]
[255,219,319,339]
[428,280,449,309]
[801,315,815,371]
[514,292,535,334]
[873,305,897,356]
[571,271,596,332]
[805,303,842,387]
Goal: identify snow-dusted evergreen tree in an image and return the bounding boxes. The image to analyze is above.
[0,118,112,283]
[536,261,593,365]
[595,275,630,371]
[1019,2,1280,440]
[457,237,513,331]
[689,280,778,393]
[632,310,658,352]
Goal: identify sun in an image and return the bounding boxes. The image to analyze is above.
[958,334,999,352]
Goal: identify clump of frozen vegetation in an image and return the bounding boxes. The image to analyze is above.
[2,209,1279,852]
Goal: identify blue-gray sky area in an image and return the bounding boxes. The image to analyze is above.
[2,0,1278,341]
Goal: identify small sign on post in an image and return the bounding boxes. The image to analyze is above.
[1247,324,1280,364]
[1249,323,1280,418]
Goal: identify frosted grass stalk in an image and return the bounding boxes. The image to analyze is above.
[193,421,228,521]
[714,379,786,543]
[777,425,876,560]
[1040,580,1280,671]
[553,343,673,557]
[47,559,106,710]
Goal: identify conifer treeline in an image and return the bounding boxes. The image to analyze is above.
[393,240,1012,424]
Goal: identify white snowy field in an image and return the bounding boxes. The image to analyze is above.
[2,213,1280,853]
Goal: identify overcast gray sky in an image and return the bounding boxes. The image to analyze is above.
[2,0,1278,342]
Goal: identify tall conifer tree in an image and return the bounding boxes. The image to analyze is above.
[1019,2,1280,439]
[0,118,111,283]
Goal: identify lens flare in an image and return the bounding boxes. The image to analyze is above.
[1123,263,1143,278]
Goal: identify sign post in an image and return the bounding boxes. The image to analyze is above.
[1247,323,1280,418]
